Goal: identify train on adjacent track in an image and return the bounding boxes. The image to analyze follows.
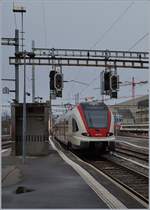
[53,101,116,152]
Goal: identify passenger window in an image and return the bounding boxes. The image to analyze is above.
[72,118,79,132]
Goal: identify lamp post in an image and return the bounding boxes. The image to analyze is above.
[13,5,26,163]
[15,51,35,163]
[13,5,26,52]
[13,4,26,102]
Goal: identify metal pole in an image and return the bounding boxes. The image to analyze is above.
[100,71,104,102]
[49,88,53,137]
[32,40,35,102]
[50,90,52,135]
[75,94,77,105]
[22,52,26,163]
[132,76,135,99]
[77,92,79,104]
[49,61,55,136]
[15,29,19,102]
[21,11,24,52]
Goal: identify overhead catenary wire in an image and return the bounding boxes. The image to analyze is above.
[79,35,148,100]
[70,2,135,101]
[65,74,99,104]
[79,75,99,96]
[65,1,147,104]
[90,1,135,49]
[79,32,148,101]
[66,2,135,102]
[128,32,149,51]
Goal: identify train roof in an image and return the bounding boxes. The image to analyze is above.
[80,101,108,109]
[54,101,110,125]
[80,101,107,106]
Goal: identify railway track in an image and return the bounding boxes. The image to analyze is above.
[115,143,148,163]
[2,141,12,149]
[117,132,148,139]
[54,138,149,205]
[2,135,12,149]
[74,150,149,204]
[91,159,148,203]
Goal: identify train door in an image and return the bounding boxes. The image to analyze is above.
[67,116,72,142]
[63,119,65,143]
[64,119,69,145]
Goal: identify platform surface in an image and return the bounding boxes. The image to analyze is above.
[2,147,108,209]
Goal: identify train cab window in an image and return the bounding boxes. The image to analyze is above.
[72,118,79,132]
[81,103,108,128]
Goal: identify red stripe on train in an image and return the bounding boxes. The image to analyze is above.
[77,104,89,132]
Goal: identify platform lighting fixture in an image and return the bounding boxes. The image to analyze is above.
[13,5,26,13]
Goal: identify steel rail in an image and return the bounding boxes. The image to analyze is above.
[54,137,149,204]
[115,147,148,162]
[53,137,149,206]
[84,157,149,204]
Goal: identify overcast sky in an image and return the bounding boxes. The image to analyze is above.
[1,0,149,112]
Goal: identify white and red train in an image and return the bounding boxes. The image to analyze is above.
[53,102,115,151]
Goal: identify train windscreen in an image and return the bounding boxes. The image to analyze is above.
[81,103,108,128]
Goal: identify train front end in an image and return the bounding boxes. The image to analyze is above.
[75,102,115,150]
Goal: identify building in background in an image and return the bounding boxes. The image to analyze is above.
[136,96,149,124]
[109,95,149,125]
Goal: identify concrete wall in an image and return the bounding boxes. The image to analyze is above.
[11,103,50,156]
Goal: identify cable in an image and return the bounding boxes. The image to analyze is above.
[65,75,99,104]
[128,32,149,51]
[41,0,47,47]
[78,31,148,101]
[90,1,134,49]
[80,32,148,100]
[66,1,147,103]
[79,75,99,96]
[66,2,135,101]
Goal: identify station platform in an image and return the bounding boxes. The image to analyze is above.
[2,144,108,209]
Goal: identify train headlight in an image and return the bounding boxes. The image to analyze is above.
[82,132,90,137]
[107,132,113,136]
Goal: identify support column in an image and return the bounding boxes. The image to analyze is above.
[15,29,19,102]
[32,40,35,102]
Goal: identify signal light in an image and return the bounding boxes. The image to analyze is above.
[110,75,119,91]
[104,71,111,91]
[56,90,62,97]
[49,70,56,90]
[110,91,117,99]
[54,73,63,98]
[49,71,63,97]
[54,73,63,91]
